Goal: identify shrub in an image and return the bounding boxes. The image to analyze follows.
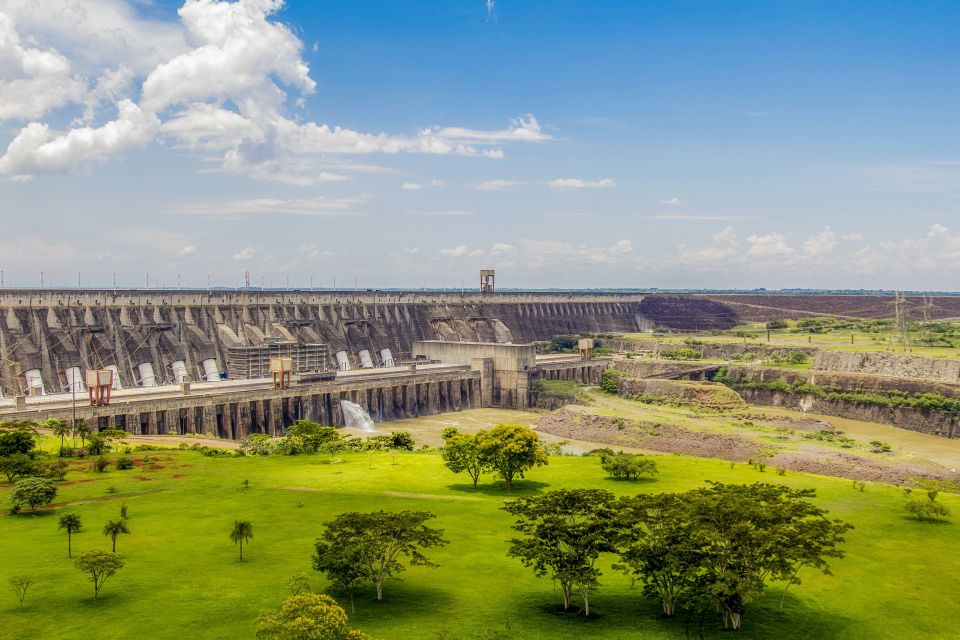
[906,499,950,521]
[659,347,702,360]
[115,456,135,470]
[43,459,69,481]
[601,453,658,480]
[93,456,110,472]
[10,476,57,512]
[600,369,628,394]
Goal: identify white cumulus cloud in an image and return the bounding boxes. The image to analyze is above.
[548,177,615,190]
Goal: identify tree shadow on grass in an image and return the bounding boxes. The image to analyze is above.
[601,476,659,484]
[446,480,551,497]
[505,589,856,639]
[342,583,457,624]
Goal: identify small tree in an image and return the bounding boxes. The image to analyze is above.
[0,453,39,483]
[73,420,92,449]
[441,432,486,488]
[10,476,57,512]
[58,513,83,558]
[313,510,447,601]
[47,419,71,455]
[476,424,549,492]
[8,574,32,608]
[615,492,700,616]
[313,539,368,613]
[103,520,130,552]
[906,492,950,521]
[74,549,124,603]
[256,593,367,639]
[503,489,618,616]
[601,453,658,480]
[0,421,38,456]
[231,520,254,561]
[283,573,312,595]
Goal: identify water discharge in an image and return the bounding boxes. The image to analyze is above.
[340,400,375,431]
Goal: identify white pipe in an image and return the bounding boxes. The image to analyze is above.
[137,362,157,387]
[172,360,188,383]
[64,367,85,393]
[24,369,44,395]
[106,364,123,389]
[358,349,374,369]
[335,351,351,371]
[202,358,220,382]
[380,348,395,368]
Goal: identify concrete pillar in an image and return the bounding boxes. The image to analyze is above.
[268,399,283,435]
[124,413,139,435]
[405,384,417,418]
[201,405,217,436]
[382,387,395,421]
[471,358,494,408]
[452,380,462,411]
[221,404,234,439]
[145,411,157,435]
[428,382,440,415]
[237,403,251,437]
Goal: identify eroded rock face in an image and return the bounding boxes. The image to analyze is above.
[616,378,747,411]
[814,351,960,384]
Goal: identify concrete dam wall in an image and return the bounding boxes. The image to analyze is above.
[0,290,647,395]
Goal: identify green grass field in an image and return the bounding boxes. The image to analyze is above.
[2,435,959,640]
[619,319,960,360]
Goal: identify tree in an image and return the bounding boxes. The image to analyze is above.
[476,424,549,492]
[8,574,32,608]
[313,510,448,602]
[47,419,71,455]
[285,420,344,454]
[312,543,367,613]
[441,432,486,488]
[0,453,39,483]
[614,492,699,616]
[683,482,851,630]
[231,520,254,561]
[0,421,38,457]
[601,453,658,481]
[74,549,124,603]
[10,476,57,512]
[905,495,950,521]
[58,513,83,558]
[103,520,130,553]
[503,489,617,616]
[256,593,367,640]
[73,420,92,449]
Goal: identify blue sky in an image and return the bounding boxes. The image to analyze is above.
[1,0,959,289]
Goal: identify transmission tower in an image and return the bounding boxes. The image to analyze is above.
[893,291,911,348]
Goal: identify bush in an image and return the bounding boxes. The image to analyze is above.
[659,348,702,360]
[600,369,628,394]
[115,456,135,470]
[600,453,658,480]
[10,476,57,512]
[766,320,789,329]
[906,499,950,521]
[93,456,110,472]
[87,435,111,456]
[43,460,69,481]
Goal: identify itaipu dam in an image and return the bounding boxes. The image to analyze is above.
[5,286,960,440]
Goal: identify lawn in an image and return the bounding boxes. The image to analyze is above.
[1,440,959,639]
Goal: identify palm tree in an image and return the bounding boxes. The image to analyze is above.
[47,419,71,455]
[230,520,254,561]
[58,513,82,558]
[74,420,92,449]
[103,519,130,553]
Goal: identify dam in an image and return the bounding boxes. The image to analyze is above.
[0,289,645,396]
